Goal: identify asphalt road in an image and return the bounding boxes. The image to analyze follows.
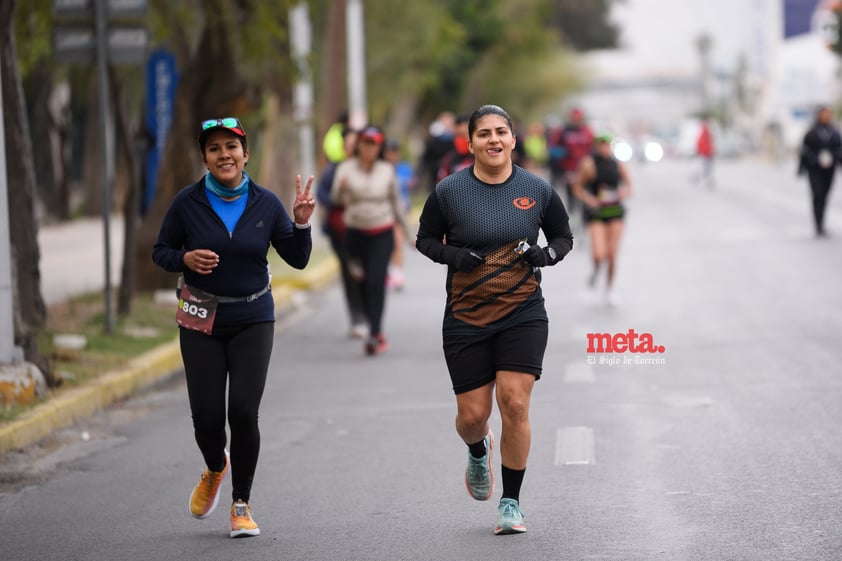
[3,156,842,560]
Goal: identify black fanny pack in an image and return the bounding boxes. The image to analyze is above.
[177,276,270,303]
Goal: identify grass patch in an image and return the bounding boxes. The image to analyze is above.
[0,402,29,423]
[41,291,179,389]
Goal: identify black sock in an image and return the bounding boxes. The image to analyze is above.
[467,438,487,459]
[501,465,525,503]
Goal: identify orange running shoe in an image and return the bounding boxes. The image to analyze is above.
[188,450,229,519]
[230,501,260,538]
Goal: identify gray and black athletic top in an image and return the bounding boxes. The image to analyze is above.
[416,164,573,335]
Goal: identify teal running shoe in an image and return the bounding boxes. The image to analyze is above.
[494,497,526,535]
[465,431,494,501]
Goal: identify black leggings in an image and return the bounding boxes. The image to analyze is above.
[180,321,274,503]
[346,227,394,336]
[326,225,366,327]
[808,169,834,233]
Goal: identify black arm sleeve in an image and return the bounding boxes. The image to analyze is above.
[542,189,574,266]
[415,191,462,267]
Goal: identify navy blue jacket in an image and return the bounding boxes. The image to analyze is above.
[153,176,311,327]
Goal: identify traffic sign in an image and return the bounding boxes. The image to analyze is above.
[52,0,147,19]
[53,25,148,64]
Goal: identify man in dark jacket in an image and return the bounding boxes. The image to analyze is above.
[799,106,842,237]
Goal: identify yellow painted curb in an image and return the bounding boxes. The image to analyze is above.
[0,340,182,453]
[0,261,338,455]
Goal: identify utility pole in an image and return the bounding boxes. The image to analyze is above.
[346,0,367,129]
[696,33,713,117]
[94,0,116,333]
[0,59,20,364]
[290,2,316,179]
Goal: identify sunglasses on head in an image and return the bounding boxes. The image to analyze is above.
[201,117,243,131]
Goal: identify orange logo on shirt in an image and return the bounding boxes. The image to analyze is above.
[513,197,536,210]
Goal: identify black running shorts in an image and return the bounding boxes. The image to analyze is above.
[443,320,549,394]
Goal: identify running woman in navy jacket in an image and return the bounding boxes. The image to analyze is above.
[153,117,314,538]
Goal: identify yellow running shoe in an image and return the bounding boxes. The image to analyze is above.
[230,501,260,538]
[188,450,229,519]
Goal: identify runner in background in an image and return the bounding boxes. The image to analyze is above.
[694,117,716,189]
[317,127,368,337]
[332,126,412,355]
[547,108,594,227]
[322,111,350,165]
[798,105,841,237]
[573,134,632,307]
[522,121,549,176]
[436,114,474,183]
[417,111,456,193]
[384,138,415,291]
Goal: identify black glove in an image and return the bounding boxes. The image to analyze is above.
[453,249,486,272]
[521,245,550,267]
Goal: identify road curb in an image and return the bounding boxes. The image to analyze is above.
[0,256,338,455]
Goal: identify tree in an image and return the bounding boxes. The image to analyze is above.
[551,0,621,51]
[14,0,70,222]
[363,0,590,127]
[363,0,467,130]
[314,0,347,172]
[461,0,584,121]
[1,0,54,384]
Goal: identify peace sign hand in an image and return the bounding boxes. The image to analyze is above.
[292,174,315,225]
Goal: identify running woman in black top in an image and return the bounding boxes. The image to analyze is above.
[573,134,632,307]
[416,104,573,535]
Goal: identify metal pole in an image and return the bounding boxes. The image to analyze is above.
[95,0,114,333]
[0,60,19,363]
[290,3,316,179]
[346,0,367,129]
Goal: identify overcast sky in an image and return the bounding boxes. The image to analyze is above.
[604,0,778,78]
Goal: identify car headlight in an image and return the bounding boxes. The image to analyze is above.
[644,141,664,162]
[613,140,633,162]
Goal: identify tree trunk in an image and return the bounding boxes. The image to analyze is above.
[27,63,61,223]
[1,0,54,384]
[318,0,346,173]
[134,0,259,291]
[47,80,72,222]
[111,69,139,316]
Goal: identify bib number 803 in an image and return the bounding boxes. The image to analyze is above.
[180,299,209,319]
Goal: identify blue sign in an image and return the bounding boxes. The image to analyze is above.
[144,48,177,215]
[784,0,823,38]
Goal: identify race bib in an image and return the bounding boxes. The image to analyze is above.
[819,149,834,169]
[597,184,620,205]
[176,283,218,335]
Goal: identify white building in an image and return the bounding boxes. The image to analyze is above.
[575,0,839,151]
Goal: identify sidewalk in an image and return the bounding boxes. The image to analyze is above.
[1,217,337,454]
